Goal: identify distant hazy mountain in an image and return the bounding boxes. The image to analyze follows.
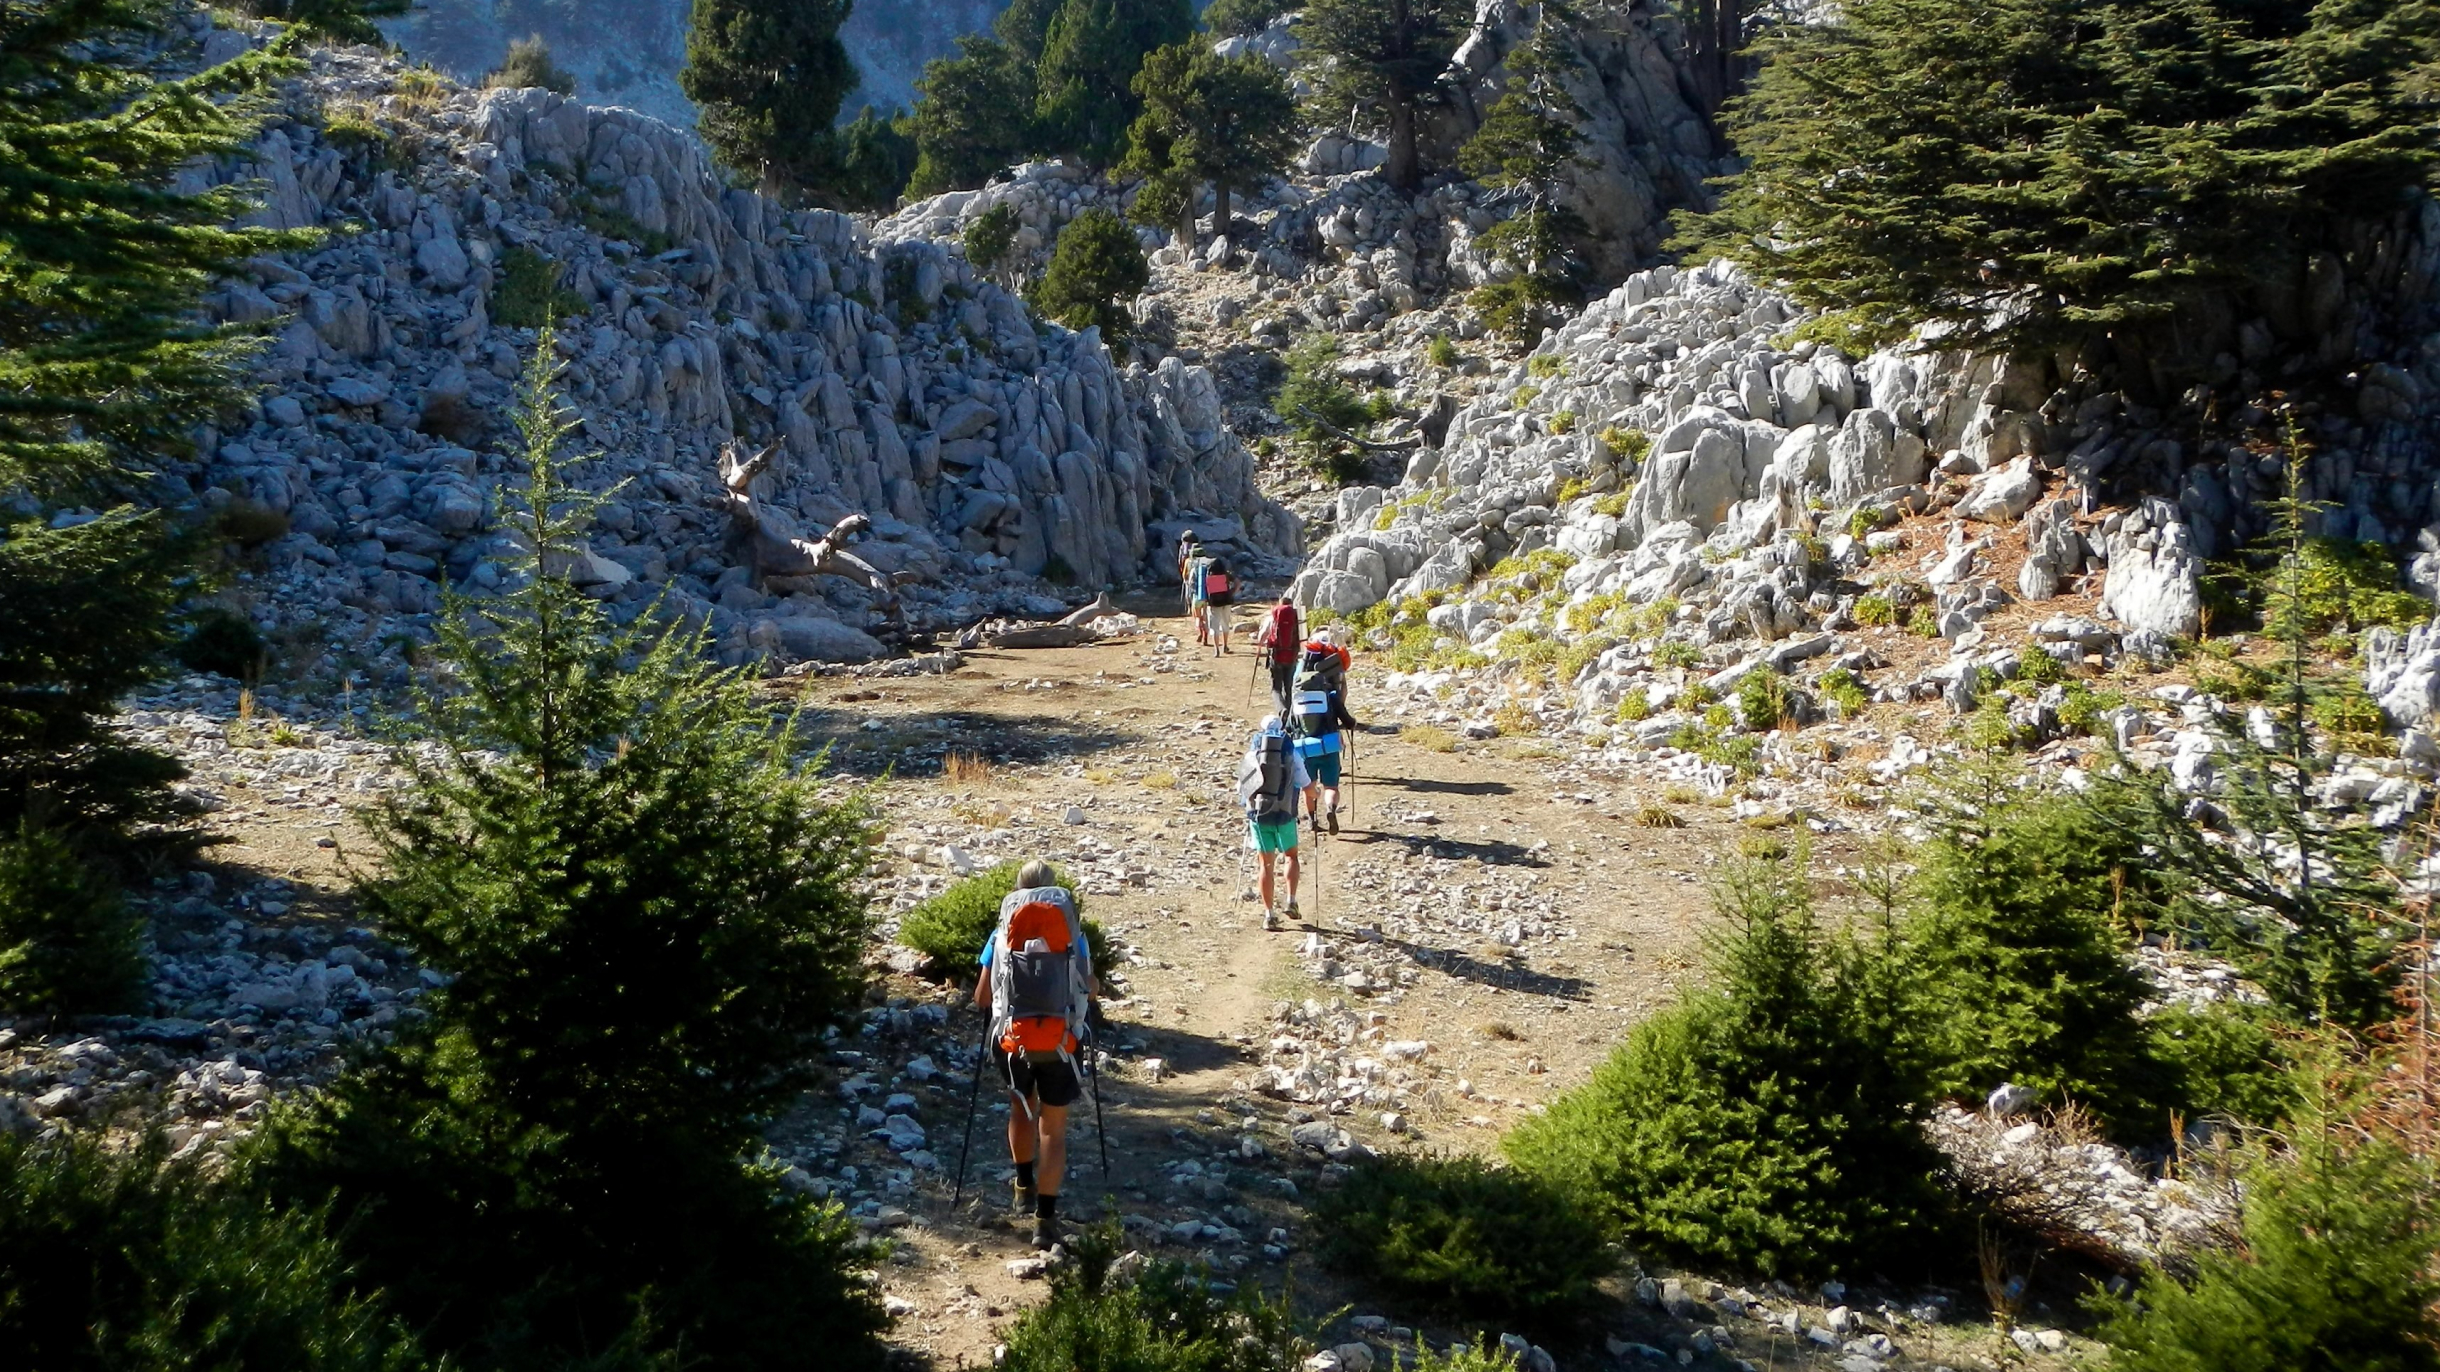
[381,0,1005,130]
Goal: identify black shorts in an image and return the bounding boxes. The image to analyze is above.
[995,1046,1081,1108]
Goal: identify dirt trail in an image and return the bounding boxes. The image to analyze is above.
[743,591,1782,1367]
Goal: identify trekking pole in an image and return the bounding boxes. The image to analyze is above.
[1088,1037,1112,1183]
[949,1022,989,1212]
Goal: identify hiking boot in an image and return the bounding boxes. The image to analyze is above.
[1262,909,1280,932]
[1327,807,1341,835]
[1013,1180,1037,1215]
[1032,1214,1059,1251]
[1283,899,1299,920]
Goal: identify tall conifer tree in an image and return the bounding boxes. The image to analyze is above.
[1296,0,1469,190]
[681,0,859,198]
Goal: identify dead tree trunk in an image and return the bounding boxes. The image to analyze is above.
[719,441,906,630]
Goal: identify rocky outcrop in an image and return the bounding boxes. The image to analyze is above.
[176,22,1292,676]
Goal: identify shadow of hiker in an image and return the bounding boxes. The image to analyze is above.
[1293,925,1589,1001]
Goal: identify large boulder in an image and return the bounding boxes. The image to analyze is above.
[2099,501,2202,639]
[2366,620,2440,728]
[1826,407,1928,506]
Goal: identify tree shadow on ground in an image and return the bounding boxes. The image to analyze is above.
[1363,775,1515,798]
[787,705,1140,780]
[1326,828,1550,868]
[1293,925,1589,1001]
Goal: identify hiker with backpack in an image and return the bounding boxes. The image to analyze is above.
[1237,715,1310,930]
[971,860,1098,1250]
[1180,539,1209,647]
[1291,627,1360,836]
[1255,593,1301,716]
[1199,554,1235,655]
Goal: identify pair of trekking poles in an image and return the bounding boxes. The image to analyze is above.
[948,1022,1111,1214]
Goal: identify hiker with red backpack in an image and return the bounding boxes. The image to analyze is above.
[970,860,1097,1250]
[1238,715,1310,931]
[1255,593,1301,716]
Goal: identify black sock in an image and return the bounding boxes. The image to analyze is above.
[1035,1192,1059,1221]
[1015,1161,1036,1191]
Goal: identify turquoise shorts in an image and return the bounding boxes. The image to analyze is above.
[1251,817,1299,853]
[1307,753,1341,787]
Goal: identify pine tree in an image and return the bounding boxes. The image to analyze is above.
[2093,1095,2440,1371]
[1,0,308,843]
[907,34,1039,196]
[2089,438,2400,1028]
[1296,0,1470,191]
[1896,758,2174,1138]
[257,337,888,1371]
[1035,0,1193,166]
[1506,848,1950,1280]
[833,104,917,211]
[680,0,858,198]
[1457,8,1587,341]
[1028,208,1149,336]
[0,0,313,492]
[0,821,145,1015]
[1122,39,1301,246]
[1681,0,2440,364]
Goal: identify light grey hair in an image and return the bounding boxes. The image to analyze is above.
[1017,859,1057,890]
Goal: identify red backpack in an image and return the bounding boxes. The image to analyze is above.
[1261,603,1301,663]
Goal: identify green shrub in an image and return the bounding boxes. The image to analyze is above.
[1312,1153,1613,1327]
[1895,786,2175,1139]
[897,860,1106,969]
[177,604,266,679]
[2092,1122,2440,1372]
[1597,426,1649,464]
[2144,1002,2298,1127]
[2014,642,2068,685]
[1508,384,1539,409]
[0,823,145,1015]
[1653,639,1701,670]
[1614,691,1651,723]
[1591,489,1629,518]
[1405,1338,1525,1371]
[2057,680,2122,736]
[0,1132,426,1370]
[1028,208,1148,337]
[1817,667,1868,716]
[2264,537,2433,639]
[1525,353,1566,379]
[1548,409,1576,434]
[1852,594,1894,627]
[483,35,575,94]
[322,112,395,168]
[1426,333,1460,367]
[964,203,1020,278]
[1737,668,1793,732]
[1276,334,1373,482]
[1000,1219,1304,1372]
[1506,851,1950,1280]
[490,247,583,330]
[1908,603,1941,637]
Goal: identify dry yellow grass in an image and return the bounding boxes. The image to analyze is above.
[1403,723,1458,753]
[943,751,996,785]
[1635,803,1685,829]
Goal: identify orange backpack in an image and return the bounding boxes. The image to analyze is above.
[992,892,1085,1057]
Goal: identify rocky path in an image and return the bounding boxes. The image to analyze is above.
[762,595,2001,1369]
[6,596,2112,1371]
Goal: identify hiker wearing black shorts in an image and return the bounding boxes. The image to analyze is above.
[972,859,1097,1249]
